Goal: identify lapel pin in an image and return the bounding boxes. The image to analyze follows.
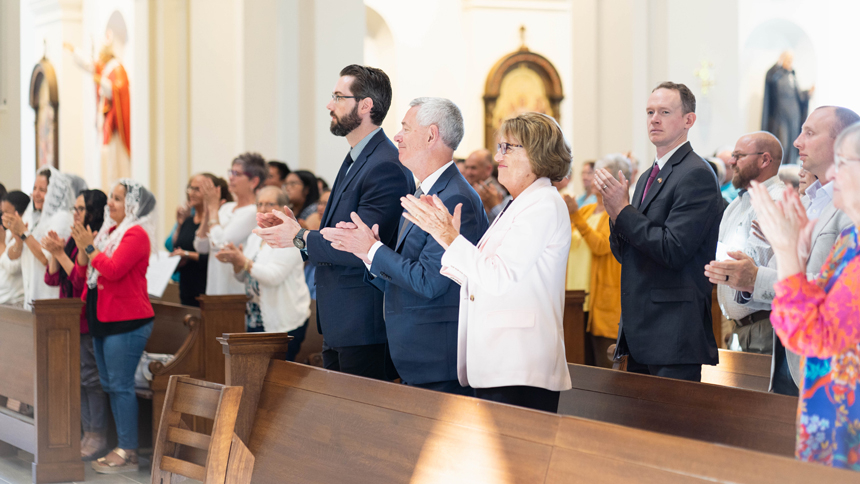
[657,178,662,183]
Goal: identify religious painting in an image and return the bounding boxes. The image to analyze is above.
[29,58,59,169]
[483,37,563,150]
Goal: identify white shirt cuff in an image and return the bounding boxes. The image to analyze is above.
[364,241,385,271]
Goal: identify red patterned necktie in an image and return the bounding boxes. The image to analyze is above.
[641,162,660,203]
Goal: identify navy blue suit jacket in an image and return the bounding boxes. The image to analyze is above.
[307,129,414,347]
[367,164,488,385]
[610,142,722,366]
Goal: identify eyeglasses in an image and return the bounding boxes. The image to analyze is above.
[331,93,358,103]
[227,169,247,178]
[186,186,201,193]
[496,142,523,155]
[834,154,860,173]
[730,151,765,161]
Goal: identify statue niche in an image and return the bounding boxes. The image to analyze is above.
[29,57,60,169]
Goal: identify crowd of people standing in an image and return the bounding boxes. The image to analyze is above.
[0,61,859,474]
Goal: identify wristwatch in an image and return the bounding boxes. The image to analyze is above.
[293,228,308,250]
[20,230,30,241]
[85,244,96,255]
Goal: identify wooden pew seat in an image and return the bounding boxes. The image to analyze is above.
[559,362,797,456]
[216,333,851,484]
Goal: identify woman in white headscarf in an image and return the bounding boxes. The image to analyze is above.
[71,179,156,474]
[1,166,75,309]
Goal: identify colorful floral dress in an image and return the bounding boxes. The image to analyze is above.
[771,226,860,470]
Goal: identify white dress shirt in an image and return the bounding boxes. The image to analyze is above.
[804,179,834,220]
[716,176,785,320]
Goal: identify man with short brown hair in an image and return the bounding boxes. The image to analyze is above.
[595,82,723,382]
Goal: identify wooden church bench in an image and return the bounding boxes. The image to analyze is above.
[558,362,797,456]
[214,332,849,484]
[0,299,84,483]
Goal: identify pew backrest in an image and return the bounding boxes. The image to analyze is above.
[560,362,797,456]
[701,348,772,392]
[218,333,851,484]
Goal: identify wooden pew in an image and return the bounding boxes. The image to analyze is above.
[0,299,84,483]
[559,362,797,456]
[142,294,247,446]
[563,289,586,364]
[215,332,851,483]
[701,348,772,392]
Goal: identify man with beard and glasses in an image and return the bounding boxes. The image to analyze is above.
[254,65,413,380]
[705,106,859,395]
[704,132,785,355]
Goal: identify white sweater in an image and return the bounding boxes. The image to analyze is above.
[234,232,310,333]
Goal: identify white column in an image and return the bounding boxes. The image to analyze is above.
[0,0,22,190]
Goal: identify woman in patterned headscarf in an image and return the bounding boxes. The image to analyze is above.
[1,166,74,309]
[70,178,156,474]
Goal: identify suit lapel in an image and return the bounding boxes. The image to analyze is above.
[810,201,839,244]
[638,142,692,212]
[323,130,386,228]
[396,164,458,251]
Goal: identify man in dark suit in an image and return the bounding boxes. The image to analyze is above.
[254,65,413,380]
[594,82,723,382]
[320,97,488,395]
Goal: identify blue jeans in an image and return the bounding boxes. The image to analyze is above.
[93,321,153,450]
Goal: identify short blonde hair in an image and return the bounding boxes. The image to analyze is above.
[498,112,571,182]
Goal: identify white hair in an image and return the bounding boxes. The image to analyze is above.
[835,121,860,159]
[595,153,632,182]
[409,97,464,151]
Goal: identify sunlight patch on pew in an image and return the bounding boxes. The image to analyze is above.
[409,398,513,484]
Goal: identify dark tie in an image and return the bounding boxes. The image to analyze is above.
[641,162,660,203]
[321,152,353,226]
[398,186,424,242]
[331,152,354,194]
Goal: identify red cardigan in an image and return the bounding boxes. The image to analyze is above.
[80,225,154,323]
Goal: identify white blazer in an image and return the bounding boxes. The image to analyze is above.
[440,178,572,391]
[234,232,311,333]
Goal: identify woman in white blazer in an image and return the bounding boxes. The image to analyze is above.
[402,112,573,412]
[216,186,311,362]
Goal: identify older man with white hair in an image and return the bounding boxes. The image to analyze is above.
[321,97,488,395]
[704,132,786,355]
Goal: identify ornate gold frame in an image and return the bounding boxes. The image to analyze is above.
[483,46,564,150]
